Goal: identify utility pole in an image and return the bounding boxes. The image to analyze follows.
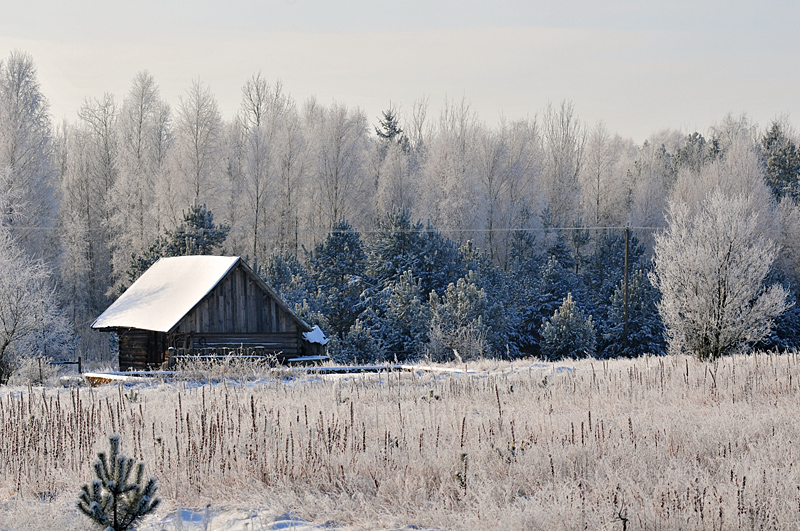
[623,226,630,346]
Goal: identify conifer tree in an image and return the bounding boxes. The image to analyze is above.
[372,270,430,359]
[375,105,409,154]
[540,292,596,361]
[514,256,579,356]
[307,219,366,338]
[259,249,314,310]
[428,271,495,361]
[367,208,463,297]
[601,269,664,358]
[761,121,800,201]
[77,436,160,531]
[329,319,383,364]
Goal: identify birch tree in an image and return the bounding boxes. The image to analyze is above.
[419,98,478,237]
[239,74,294,260]
[0,51,57,261]
[174,79,222,205]
[540,101,584,228]
[651,190,789,360]
[114,72,172,259]
[307,102,371,234]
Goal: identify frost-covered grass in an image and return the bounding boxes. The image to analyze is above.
[0,352,799,529]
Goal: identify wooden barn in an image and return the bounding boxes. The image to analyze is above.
[91,256,327,371]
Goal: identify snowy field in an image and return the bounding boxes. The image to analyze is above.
[1,354,799,530]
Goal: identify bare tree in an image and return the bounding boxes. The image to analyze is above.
[419,97,478,238]
[0,224,71,382]
[540,101,584,227]
[307,102,371,234]
[239,74,292,260]
[580,121,631,226]
[114,72,171,250]
[651,190,789,360]
[0,50,57,261]
[174,79,222,203]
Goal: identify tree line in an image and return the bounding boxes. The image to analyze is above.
[0,49,799,374]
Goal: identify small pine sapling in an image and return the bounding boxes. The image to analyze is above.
[78,435,160,531]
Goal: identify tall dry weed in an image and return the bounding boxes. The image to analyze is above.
[0,353,799,529]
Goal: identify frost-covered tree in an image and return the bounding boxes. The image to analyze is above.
[77,435,159,531]
[367,208,463,297]
[329,319,383,364]
[625,131,682,246]
[0,225,72,382]
[673,131,719,174]
[375,141,415,216]
[760,119,800,201]
[419,97,478,235]
[307,219,366,338]
[369,270,430,360]
[113,72,172,272]
[306,102,371,232]
[583,230,645,315]
[174,79,223,203]
[428,271,493,361]
[258,250,313,309]
[579,122,632,227]
[239,74,296,260]
[540,292,596,360]
[540,101,584,227]
[514,255,581,356]
[0,51,57,261]
[651,191,789,360]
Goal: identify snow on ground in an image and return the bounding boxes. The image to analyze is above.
[143,506,436,531]
[144,507,316,531]
[0,360,582,531]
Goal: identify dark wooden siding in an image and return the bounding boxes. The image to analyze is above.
[172,264,298,335]
[171,332,302,356]
[118,330,168,371]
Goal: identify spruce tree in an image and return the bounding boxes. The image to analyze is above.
[367,208,463,297]
[259,250,314,310]
[761,121,800,201]
[77,436,160,531]
[515,256,580,357]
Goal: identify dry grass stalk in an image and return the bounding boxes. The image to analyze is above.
[0,352,798,529]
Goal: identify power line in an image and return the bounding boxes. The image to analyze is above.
[3,224,665,234]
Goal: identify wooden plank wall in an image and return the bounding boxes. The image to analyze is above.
[173,264,299,336]
[118,330,167,371]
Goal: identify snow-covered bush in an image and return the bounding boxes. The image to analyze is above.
[6,356,59,386]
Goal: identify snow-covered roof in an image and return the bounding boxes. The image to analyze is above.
[91,256,240,333]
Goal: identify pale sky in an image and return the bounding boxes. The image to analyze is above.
[1,0,798,143]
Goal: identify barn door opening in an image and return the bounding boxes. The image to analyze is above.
[146,331,168,369]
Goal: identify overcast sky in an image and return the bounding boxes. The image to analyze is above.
[1,0,798,143]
